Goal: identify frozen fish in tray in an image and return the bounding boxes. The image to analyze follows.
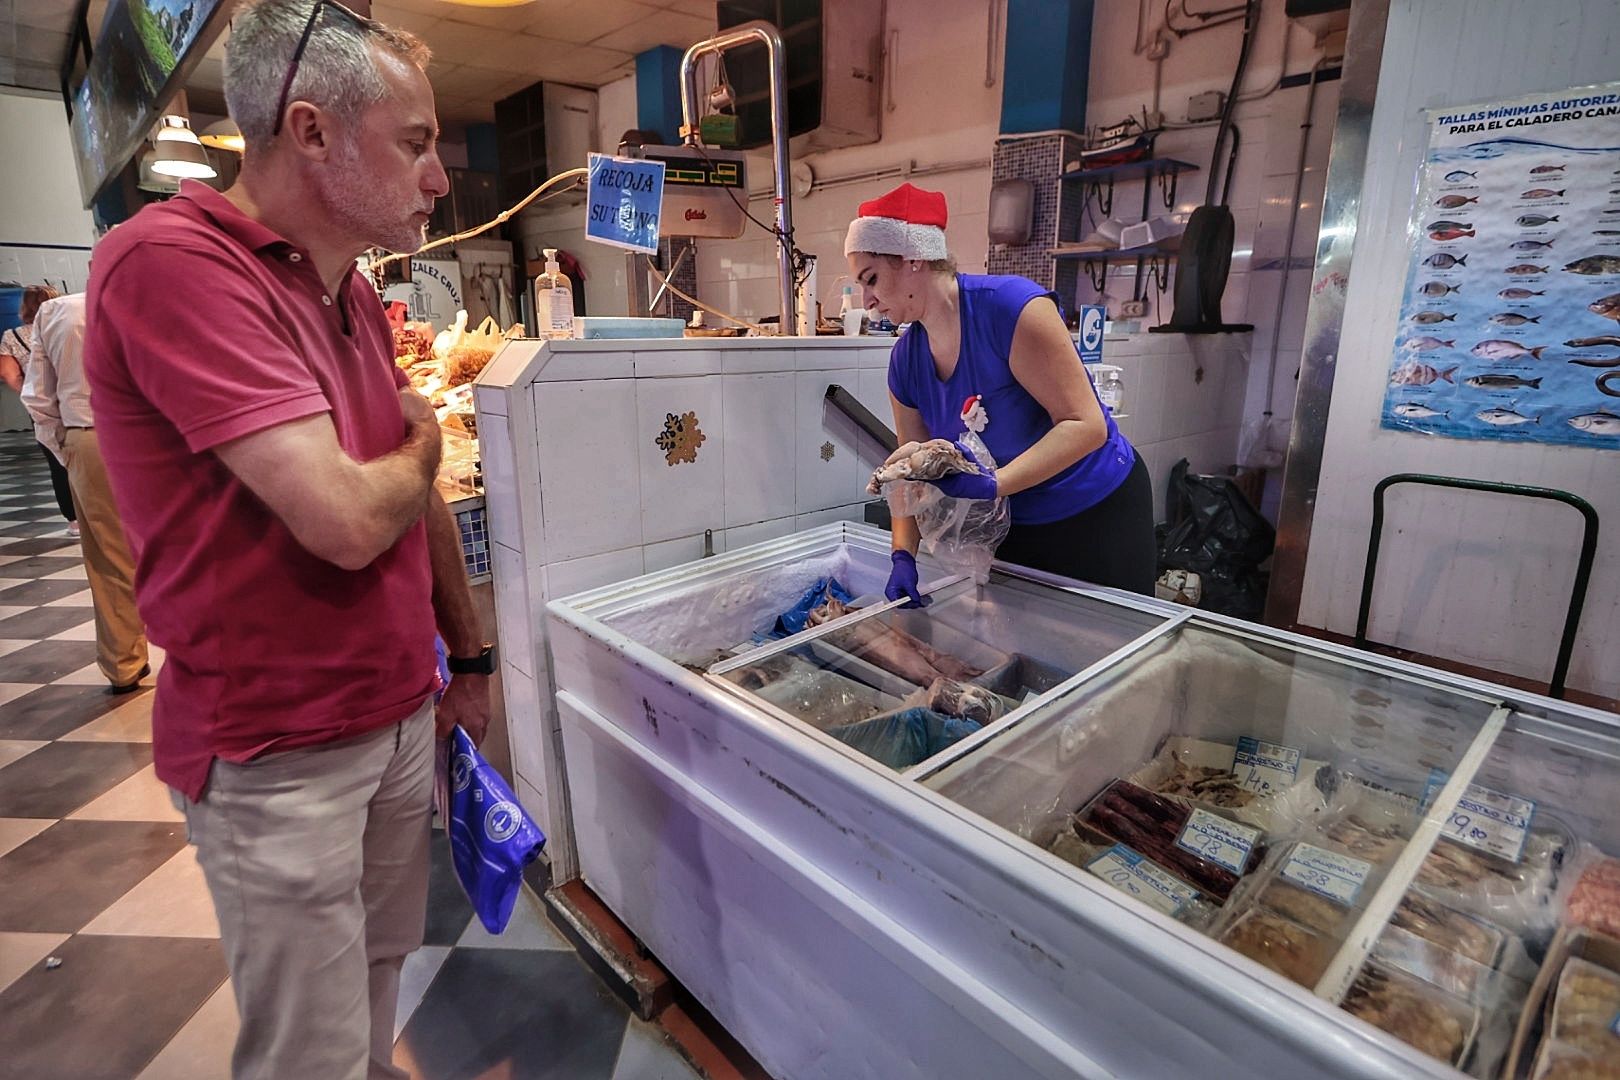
[1531,1044,1620,1080]
[1341,959,1479,1070]
[1044,819,1219,929]
[1219,906,1337,987]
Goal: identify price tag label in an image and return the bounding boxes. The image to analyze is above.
[1086,844,1198,917]
[1421,771,1535,864]
[1233,736,1301,794]
[1176,807,1261,875]
[1281,843,1373,907]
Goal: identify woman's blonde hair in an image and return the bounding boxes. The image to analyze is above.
[19,285,58,324]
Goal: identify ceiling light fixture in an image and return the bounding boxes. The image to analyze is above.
[151,115,218,179]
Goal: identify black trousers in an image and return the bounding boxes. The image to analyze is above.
[995,452,1155,595]
[39,443,75,523]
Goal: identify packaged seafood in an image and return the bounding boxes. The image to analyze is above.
[1219,907,1337,987]
[1126,736,1333,832]
[1373,922,1502,1004]
[1566,855,1620,939]
[1390,890,1506,969]
[1342,960,1478,1068]
[1549,958,1620,1055]
[1532,1042,1620,1080]
[1077,779,1264,901]
[807,597,990,687]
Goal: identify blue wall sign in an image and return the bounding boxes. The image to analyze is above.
[586,153,665,255]
[1078,304,1105,364]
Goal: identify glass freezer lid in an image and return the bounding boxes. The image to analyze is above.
[707,571,1167,773]
[916,618,1620,1078]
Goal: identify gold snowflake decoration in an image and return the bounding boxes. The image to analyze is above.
[820,441,836,462]
[656,410,706,466]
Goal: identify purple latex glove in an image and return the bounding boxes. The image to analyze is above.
[926,442,1000,501]
[884,549,930,609]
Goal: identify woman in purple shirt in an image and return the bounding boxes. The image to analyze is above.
[845,183,1154,602]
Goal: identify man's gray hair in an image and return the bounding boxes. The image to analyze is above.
[225,0,431,151]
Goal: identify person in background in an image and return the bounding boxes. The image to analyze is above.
[1,285,78,536]
[83,2,488,1078]
[21,292,149,691]
[845,183,1155,602]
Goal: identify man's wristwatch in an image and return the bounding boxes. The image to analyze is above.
[447,644,496,676]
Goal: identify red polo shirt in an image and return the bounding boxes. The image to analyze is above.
[85,181,436,800]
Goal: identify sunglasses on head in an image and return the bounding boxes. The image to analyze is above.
[271,0,366,138]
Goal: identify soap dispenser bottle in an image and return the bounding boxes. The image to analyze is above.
[534,248,573,339]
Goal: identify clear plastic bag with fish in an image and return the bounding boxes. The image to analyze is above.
[880,431,1011,584]
[825,705,981,770]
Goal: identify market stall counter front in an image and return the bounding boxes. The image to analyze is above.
[547,522,1620,1080]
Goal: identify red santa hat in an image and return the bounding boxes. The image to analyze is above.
[844,182,949,261]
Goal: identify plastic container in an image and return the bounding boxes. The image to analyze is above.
[1548,957,1620,1055]
[1341,959,1480,1070]
[533,247,573,340]
[1219,906,1337,987]
[840,284,866,336]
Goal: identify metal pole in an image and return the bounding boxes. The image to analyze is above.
[679,21,797,334]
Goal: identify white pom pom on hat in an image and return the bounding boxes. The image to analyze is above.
[844,182,949,261]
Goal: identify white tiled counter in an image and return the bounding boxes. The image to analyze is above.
[472,336,895,875]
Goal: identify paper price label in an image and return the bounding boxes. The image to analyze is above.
[1422,771,1535,864]
[1234,736,1301,794]
[1281,843,1373,907]
[1086,844,1198,917]
[1176,807,1261,875]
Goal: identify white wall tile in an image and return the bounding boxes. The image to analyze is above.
[536,380,642,561]
[534,351,635,381]
[794,372,866,514]
[721,372,797,526]
[722,517,797,552]
[492,542,535,679]
[633,348,722,378]
[635,376,725,545]
[502,666,548,798]
[722,348,792,374]
[795,504,866,532]
[546,547,646,601]
[478,414,519,552]
[642,533,717,574]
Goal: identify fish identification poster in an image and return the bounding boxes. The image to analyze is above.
[1381,81,1620,449]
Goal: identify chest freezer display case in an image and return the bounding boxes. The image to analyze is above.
[545,523,1620,1080]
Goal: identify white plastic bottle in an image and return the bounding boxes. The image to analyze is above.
[840,284,865,336]
[534,248,573,339]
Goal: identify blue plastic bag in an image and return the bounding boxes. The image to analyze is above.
[447,724,547,933]
[827,707,981,770]
[771,577,854,638]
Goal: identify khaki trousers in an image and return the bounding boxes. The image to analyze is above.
[61,428,148,684]
[175,699,436,1080]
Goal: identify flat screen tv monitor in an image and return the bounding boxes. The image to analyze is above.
[70,0,232,206]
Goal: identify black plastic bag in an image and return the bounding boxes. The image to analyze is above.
[1157,459,1274,619]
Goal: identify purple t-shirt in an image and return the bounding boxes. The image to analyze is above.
[887,274,1135,525]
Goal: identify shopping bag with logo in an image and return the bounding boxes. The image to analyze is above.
[446,723,547,933]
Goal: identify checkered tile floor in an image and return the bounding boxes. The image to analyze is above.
[0,433,698,1080]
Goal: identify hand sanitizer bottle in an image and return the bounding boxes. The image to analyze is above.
[534,248,573,340]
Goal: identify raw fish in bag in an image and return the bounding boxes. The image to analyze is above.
[876,431,1011,584]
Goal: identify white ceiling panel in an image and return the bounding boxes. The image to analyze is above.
[591,7,713,54]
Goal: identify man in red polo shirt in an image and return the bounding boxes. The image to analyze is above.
[84,3,490,1077]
